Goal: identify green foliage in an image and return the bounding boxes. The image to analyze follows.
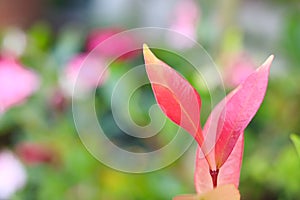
[291,134,300,158]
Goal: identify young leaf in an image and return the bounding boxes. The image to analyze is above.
[195,134,244,193]
[194,87,244,192]
[143,44,203,144]
[217,134,243,188]
[194,55,272,191]
[214,55,274,168]
[201,87,240,169]
[291,134,300,157]
[173,184,240,200]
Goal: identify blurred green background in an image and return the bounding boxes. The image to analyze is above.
[0,0,300,199]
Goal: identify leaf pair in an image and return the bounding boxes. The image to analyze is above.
[143,44,273,194]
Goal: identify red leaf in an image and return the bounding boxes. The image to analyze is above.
[194,147,213,193]
[143,44,203,144]
[215,55,274,168]
[194,87,243,192]
[143,43,273,193]
[201,87,240,169]
[194,55,273,192]
[195,134,244,193]
[217,134,244,188]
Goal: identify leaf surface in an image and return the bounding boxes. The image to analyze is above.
[143,44,203,144]
[215,55,273,168]
[194,134,244,193]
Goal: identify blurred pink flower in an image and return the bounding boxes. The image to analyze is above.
[16,142,57,166]
[61,53,108,96]
[169,0,200,48]
[0,57,39,112]
[0,150,27,199]
[222,53,256,88]
[85,28,138,60]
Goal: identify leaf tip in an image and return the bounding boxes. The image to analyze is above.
[290,133,300,146]
[143,43,149,50]
[262,54,274,68]
[142,43,157,64]
[143,43,152,57]
[290,133,296,140]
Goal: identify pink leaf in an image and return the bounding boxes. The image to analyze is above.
[195,134,244,193]
[143,43,273,193]
[143,44,203,144]
[217,134,244,188]
[194,147,213,193]
[201,87,240,169]
[194,55,272,192]
[215,55,274,168]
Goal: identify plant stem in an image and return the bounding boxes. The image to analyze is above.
[209,169,219,188]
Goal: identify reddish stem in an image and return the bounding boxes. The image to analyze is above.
[210,169,219,188]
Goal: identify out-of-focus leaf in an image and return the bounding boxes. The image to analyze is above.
[143,44,203,144]
[290,134,300,157]
[28,23,52,51]
[173,184,240,200]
